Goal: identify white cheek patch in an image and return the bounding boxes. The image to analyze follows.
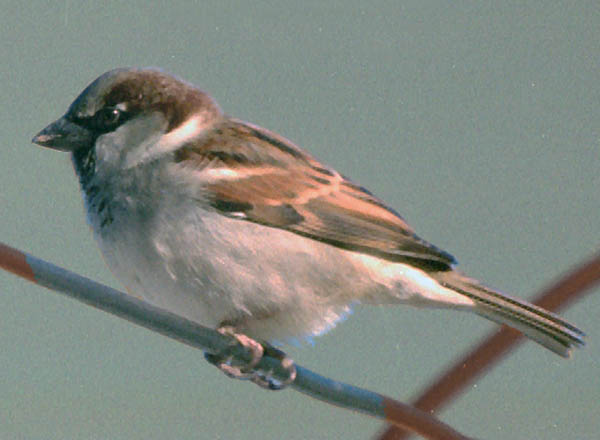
[118,113,166,169]
[121,114,208,169]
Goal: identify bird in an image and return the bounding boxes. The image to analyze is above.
[32,68,584,366]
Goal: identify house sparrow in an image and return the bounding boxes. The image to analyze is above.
[33,68,584,360]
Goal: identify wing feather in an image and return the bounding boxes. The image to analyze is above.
[174,119,456,269]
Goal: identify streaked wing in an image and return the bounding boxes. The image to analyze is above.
[174,119,456,269]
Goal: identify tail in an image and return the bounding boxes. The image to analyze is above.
[432,270,585,357]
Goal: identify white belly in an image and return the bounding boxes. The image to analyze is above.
[91,183,473,343]
[95,202,381,342]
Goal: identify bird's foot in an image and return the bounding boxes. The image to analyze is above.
[204,326,296,390]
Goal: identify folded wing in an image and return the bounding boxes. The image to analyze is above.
[174,119,456,270]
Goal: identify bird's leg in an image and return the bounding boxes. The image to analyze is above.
[250,343,297,390]
[204,326,264,380]
[204,325,296,390]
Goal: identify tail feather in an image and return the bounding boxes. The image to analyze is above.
[432,271,585,357]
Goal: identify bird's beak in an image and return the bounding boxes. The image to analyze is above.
[32,116,93,152]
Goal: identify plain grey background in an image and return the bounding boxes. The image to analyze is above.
[1,1,598,439]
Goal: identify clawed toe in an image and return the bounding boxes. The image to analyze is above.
[204,326,264,380]
[251,343,297,390]
[204,327,296,390]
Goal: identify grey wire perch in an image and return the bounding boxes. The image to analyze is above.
[1,242,471,440]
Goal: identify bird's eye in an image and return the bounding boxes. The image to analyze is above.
[92,107,129,132]
[96,108,121,129]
